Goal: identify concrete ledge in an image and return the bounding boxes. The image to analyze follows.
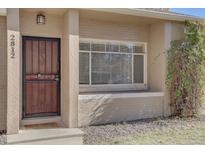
[79,92,164,126]
[79,91,164,98]
[6,128,84,145]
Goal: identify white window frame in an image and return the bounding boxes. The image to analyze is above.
[79,38,148,92]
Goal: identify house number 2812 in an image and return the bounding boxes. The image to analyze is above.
[9,34,15,59]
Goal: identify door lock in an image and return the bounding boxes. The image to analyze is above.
[37,73,41,78]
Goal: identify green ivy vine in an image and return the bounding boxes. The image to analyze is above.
[166,20,205,117]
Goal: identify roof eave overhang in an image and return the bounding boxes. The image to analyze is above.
[1,8,204,22]
[85,8,205,22]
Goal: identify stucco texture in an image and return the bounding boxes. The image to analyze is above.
[78,93,164,126]
[0,16,7,132]
[78,12,185,126]
[20,10,63,38]
[3,9,185,132]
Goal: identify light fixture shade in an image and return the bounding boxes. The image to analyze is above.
[36,14,45,25]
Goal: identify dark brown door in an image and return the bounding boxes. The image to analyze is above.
[23,36,60,118]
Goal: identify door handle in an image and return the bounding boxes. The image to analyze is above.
[55,78,59,81]
[37,73,41,78]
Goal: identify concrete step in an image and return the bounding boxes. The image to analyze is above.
[6,128,84,145]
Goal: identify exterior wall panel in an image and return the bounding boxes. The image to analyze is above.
[0,16,7,132]
[79,18,150,42]
[78,17,169,126]
[171,22,185,41]
[61,10,79,128]
[79,92,164,126]
[149,22,166,92]
[1,9,187,131]
[7,8,20,134]
[20,10,63,38]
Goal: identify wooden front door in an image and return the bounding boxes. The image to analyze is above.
[23,36,60,118]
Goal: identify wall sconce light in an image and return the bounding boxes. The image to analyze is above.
[36,13,45,25]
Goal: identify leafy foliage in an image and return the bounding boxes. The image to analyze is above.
[166,20,205,117]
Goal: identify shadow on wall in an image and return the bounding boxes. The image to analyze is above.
[78,94,164,126]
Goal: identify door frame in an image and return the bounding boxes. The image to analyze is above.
[22,36,61,119]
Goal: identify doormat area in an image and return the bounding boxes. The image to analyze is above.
[23,123,59,130]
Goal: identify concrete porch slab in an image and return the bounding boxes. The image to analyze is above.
[6,128,84,145]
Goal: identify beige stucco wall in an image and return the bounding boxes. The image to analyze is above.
[78,15,164,126]
[0,16,7,132]
[78,15,185,126]
[61,9,79,128]
[6,8,20,134]
[20,10,63,38]
[66,10,79,127]
[149,22,170,117]
[171,22,185,40]
[78,92,164,126]
[61,11,70,127]
[79,17,150,42]
[3,9,186,132]
[149,22,166,92]
[149,21,185,116]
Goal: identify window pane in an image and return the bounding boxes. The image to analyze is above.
[120,44,132,53]
[134,55,144,83]
[79,42,90,51]
[79,52,89,84]
[91,53,132,84]
[110,54,132,84]
[133,44,145,53]
[106,43,119,52]
[91,43,105,52]
[91,53,111,84]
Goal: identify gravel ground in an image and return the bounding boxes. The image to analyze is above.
[81,116,205,144]
[1,105,204,145]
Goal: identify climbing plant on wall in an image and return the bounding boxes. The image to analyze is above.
[167,20,205,117]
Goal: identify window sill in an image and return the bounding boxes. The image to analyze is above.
[79,84,147,93]
[79,91,164,99]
